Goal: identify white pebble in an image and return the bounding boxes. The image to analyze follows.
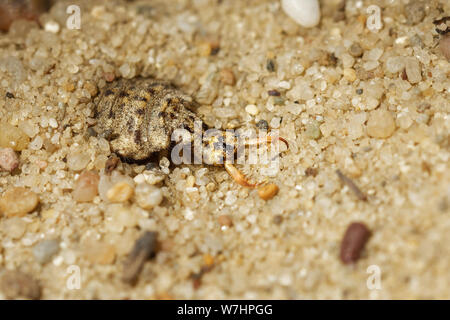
[44,21,60,33]
[245,104,259,116]
[281,0,320,28]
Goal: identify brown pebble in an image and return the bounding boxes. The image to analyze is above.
[73,171,99,202]
[336,170,367,201]
[0,147,19,172]
[340,222,371,264]
[104,72,115,82]
[0,270,41,300]
[105,154,120,174]
[305,167,318,177]
[349,43,363,57]
[272,215,283,225]
[0,187,39,217]
[268,89,281,96]
[440,35,450,61]
[258,183,279,200]
[219,68,236,86]
[218,214,233,227]
[122,231,157,285]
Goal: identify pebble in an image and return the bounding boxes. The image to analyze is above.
[256,119,269,131]
[219,68,236,86]
[44,20,59,33]
[135,183,163,209]
[404,57,422,84]
[33,239,60,264]
[73,171,99,202]
[0,123,30,151]
[67,151,90,171]
[340,222,371,264]
[258,183,279,200]
[105,154,120,174]
[0,147,19,172]
[0,187,39,217]
[349,43,363,57]
[0,270,41,300]
[440,35,450,61]
[106,181,134,202]
[218,215,233,228]
[404,1,425,25]
[84,242,116,265]
[281,0,320,28]
[343,68,356,82]
[245,104,259,116]
[366,110,396,139]
[122,231,158,285]
[305,121,322,140]
[3,217,27,239]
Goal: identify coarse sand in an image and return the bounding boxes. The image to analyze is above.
[0,0,449,299]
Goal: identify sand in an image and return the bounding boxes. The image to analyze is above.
[0,0,449,299]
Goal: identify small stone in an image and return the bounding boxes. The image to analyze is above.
[258,183,279,200]
[385,56,405,74]
[106,181,134,202]
[218,215,233,227]
[256,119,269,131]
[366,110,396,139]
[104,72,115,82]
[0,123,30,151]
[67,151,90,171]
[340,222,371,264]
[105,154,120,174]
[349,43,363,57]
[439,35,450,61]
[3,217,27,239]
[343,68,356,82]
[44,20,59,33]
[0,147,19,172]
[266,59,276,72]
[83,81,98,97]
[5,92,14,99]
[404,1,425,25]
[135,183,163,209]
[122,231,158,285]
[305,121,322,140]
[404,57,422,84]
[73,171,99,202]
[84,242,116,265]
[281,0,321,28]
[245,104,259,116]
[219,68,236,86]
[0,270,41,300]
[33,239,60,264]
[268,89,281,96]
[0,187,39,217]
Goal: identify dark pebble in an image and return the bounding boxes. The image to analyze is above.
[256,119,269,131]
[356,88,363,95]
[266,59,276,72]
[268,89,281,96]
[105,154,120,174]
[305,167,318,177]
[122,231,158,285]
[340,222,371,264]
[5,92,14,99]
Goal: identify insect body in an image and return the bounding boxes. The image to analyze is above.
[94,77,287,188]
